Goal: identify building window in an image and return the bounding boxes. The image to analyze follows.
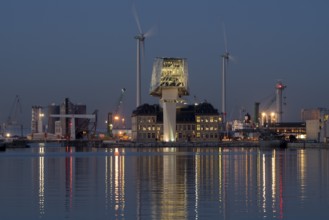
[196,116,200,123]
[197,125,200,131]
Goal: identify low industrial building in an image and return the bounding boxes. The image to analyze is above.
[267,122,306,140]
[301,108,329,142]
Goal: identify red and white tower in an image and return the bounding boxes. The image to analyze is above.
[276,81,286,123]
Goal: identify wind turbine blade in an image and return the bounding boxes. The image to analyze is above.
[228,54,236,62]
[132,3,143,34]
[144,25,157,38]
[222,22,228,53]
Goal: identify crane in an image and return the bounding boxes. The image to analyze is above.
[3,95,23,137]
[107,88,127,138]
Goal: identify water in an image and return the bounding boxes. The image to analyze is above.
[1,144,329,220]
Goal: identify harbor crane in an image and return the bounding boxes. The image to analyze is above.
[2,95,23,137]
[107,88,127,137]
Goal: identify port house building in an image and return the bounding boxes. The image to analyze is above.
[131,103,221,142]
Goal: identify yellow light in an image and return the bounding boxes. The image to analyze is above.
[114,116,120,121]
[299,134,306,139]
[6,133,11,138]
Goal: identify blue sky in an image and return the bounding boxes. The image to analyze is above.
[1,0,329,130]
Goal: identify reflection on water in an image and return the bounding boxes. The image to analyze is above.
[1,145,329,219]
[38,144,45,216]
[105,148,125,218]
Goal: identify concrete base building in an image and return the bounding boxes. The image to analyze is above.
[131,102,221,143]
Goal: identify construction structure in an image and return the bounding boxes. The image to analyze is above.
[150,57,189,142]
[29,98,97,140]
[50,114,96,140]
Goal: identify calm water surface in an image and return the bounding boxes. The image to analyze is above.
[1,143,329,220]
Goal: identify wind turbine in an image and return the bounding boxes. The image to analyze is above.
[132,4,152,108]
[221,23,232,126]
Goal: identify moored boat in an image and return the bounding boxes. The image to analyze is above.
[259,138,287,149]
[259,130,287,149]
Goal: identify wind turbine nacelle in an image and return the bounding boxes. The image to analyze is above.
[150,57,189,97]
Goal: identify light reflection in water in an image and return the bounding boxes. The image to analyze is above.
[38,143,45,216]
[262,154,266,213]
[271,151,276,212]
[299,149,306,201]
[194,153,199,220]
[105,148,125,218]
[161,147,187,219]
[7,146,327,219]
[65,146,73,211]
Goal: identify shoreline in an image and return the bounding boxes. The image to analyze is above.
[16,139,329,149]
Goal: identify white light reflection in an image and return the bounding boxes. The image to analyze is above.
[262,154,266,213]
[106,148,125,217]
[38,143,45,216]
[194,152,199,219]
[161,147,187,219]
[271,151,276,211]
[299,150,306,201]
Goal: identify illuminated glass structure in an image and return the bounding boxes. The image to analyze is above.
[150,58,189,142]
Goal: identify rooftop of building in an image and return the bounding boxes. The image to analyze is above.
[132,102,219,123]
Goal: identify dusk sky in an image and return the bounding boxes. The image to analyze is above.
[1,0,329,130]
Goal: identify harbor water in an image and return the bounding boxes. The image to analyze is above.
[0,143,329,219]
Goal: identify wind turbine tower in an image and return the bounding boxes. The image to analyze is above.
[135,33,145,108]
[133,5,152,108]
[221,24,231,125]
[221,51,229,124]
[275,81,286,123]
[150,58,189,142]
